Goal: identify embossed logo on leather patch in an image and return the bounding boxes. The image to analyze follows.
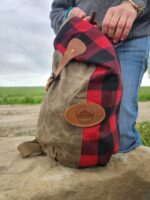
[76,106,94,124]
[64,102,105,128]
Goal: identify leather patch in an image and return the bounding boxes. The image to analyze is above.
[64,102,105,128]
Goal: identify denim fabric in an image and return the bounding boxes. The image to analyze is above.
[115,36,150,153]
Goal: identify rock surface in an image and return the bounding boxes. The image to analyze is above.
[0,136,150,200]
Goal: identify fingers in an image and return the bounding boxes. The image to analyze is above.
[107,14,120,39]
[69,7,86,18]
[69,7,93,24]
[83,16,91,22]
[113,15,127,43]
[102,10,113,35]
[78,11,86,18]
[120,17,134,41]
[102,3,137,43]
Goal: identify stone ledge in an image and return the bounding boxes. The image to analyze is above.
[0,137,150,200]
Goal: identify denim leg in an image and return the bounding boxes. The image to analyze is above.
[115,36,150,153]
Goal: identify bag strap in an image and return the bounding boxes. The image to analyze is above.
[46,38,86,91]
[17,139,46,158]
[90,11,97,25]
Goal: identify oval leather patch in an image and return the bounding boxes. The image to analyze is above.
[64,102,105,128]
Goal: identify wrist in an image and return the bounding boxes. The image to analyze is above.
[122,1,138,16]
[122,0,145,16]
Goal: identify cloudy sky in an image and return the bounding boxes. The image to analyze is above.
[0,0,149,86]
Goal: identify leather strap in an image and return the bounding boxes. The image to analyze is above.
[46,38,86,91]
[90,11,97,25]
[17,139,46,158]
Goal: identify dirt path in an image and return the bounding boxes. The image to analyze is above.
[0,105,40,137]
[138,102,150,122]
[0,102,149,137]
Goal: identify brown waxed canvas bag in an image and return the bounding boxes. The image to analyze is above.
[17,15,123,168]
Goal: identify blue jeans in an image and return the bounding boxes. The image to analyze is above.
[114,36,150,153]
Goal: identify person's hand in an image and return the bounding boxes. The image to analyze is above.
[102,2,138,43]
[68,7,91,22]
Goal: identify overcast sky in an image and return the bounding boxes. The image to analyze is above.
[0,0,149,86]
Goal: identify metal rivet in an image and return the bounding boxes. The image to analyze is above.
[71,48,75,54]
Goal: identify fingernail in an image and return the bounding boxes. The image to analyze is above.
[113,40,117,43]
[120,38,124,41]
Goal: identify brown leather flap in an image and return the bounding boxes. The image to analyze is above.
[46,38,87,91]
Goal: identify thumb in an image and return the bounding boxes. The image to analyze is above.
[83,16,91,22]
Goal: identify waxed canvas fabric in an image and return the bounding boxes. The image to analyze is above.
[36,50,94,168]
[36,16,123,168]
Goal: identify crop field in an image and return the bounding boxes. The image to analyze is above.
[0,87,45,105]
[138,86,150,101]
[0,86,150,105]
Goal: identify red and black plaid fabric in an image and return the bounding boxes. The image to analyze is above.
[54,17,123,168]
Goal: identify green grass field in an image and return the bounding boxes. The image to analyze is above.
[136,121,150,147]
[0,87,46,105]
[0,86,150,105]
[138,86,150,101]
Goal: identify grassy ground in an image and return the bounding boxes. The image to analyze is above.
[138,86,150,101]
[137,121,150,147]
[0,87,45,105]
[0,86,150,105]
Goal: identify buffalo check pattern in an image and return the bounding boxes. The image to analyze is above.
[54,17,123,168]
